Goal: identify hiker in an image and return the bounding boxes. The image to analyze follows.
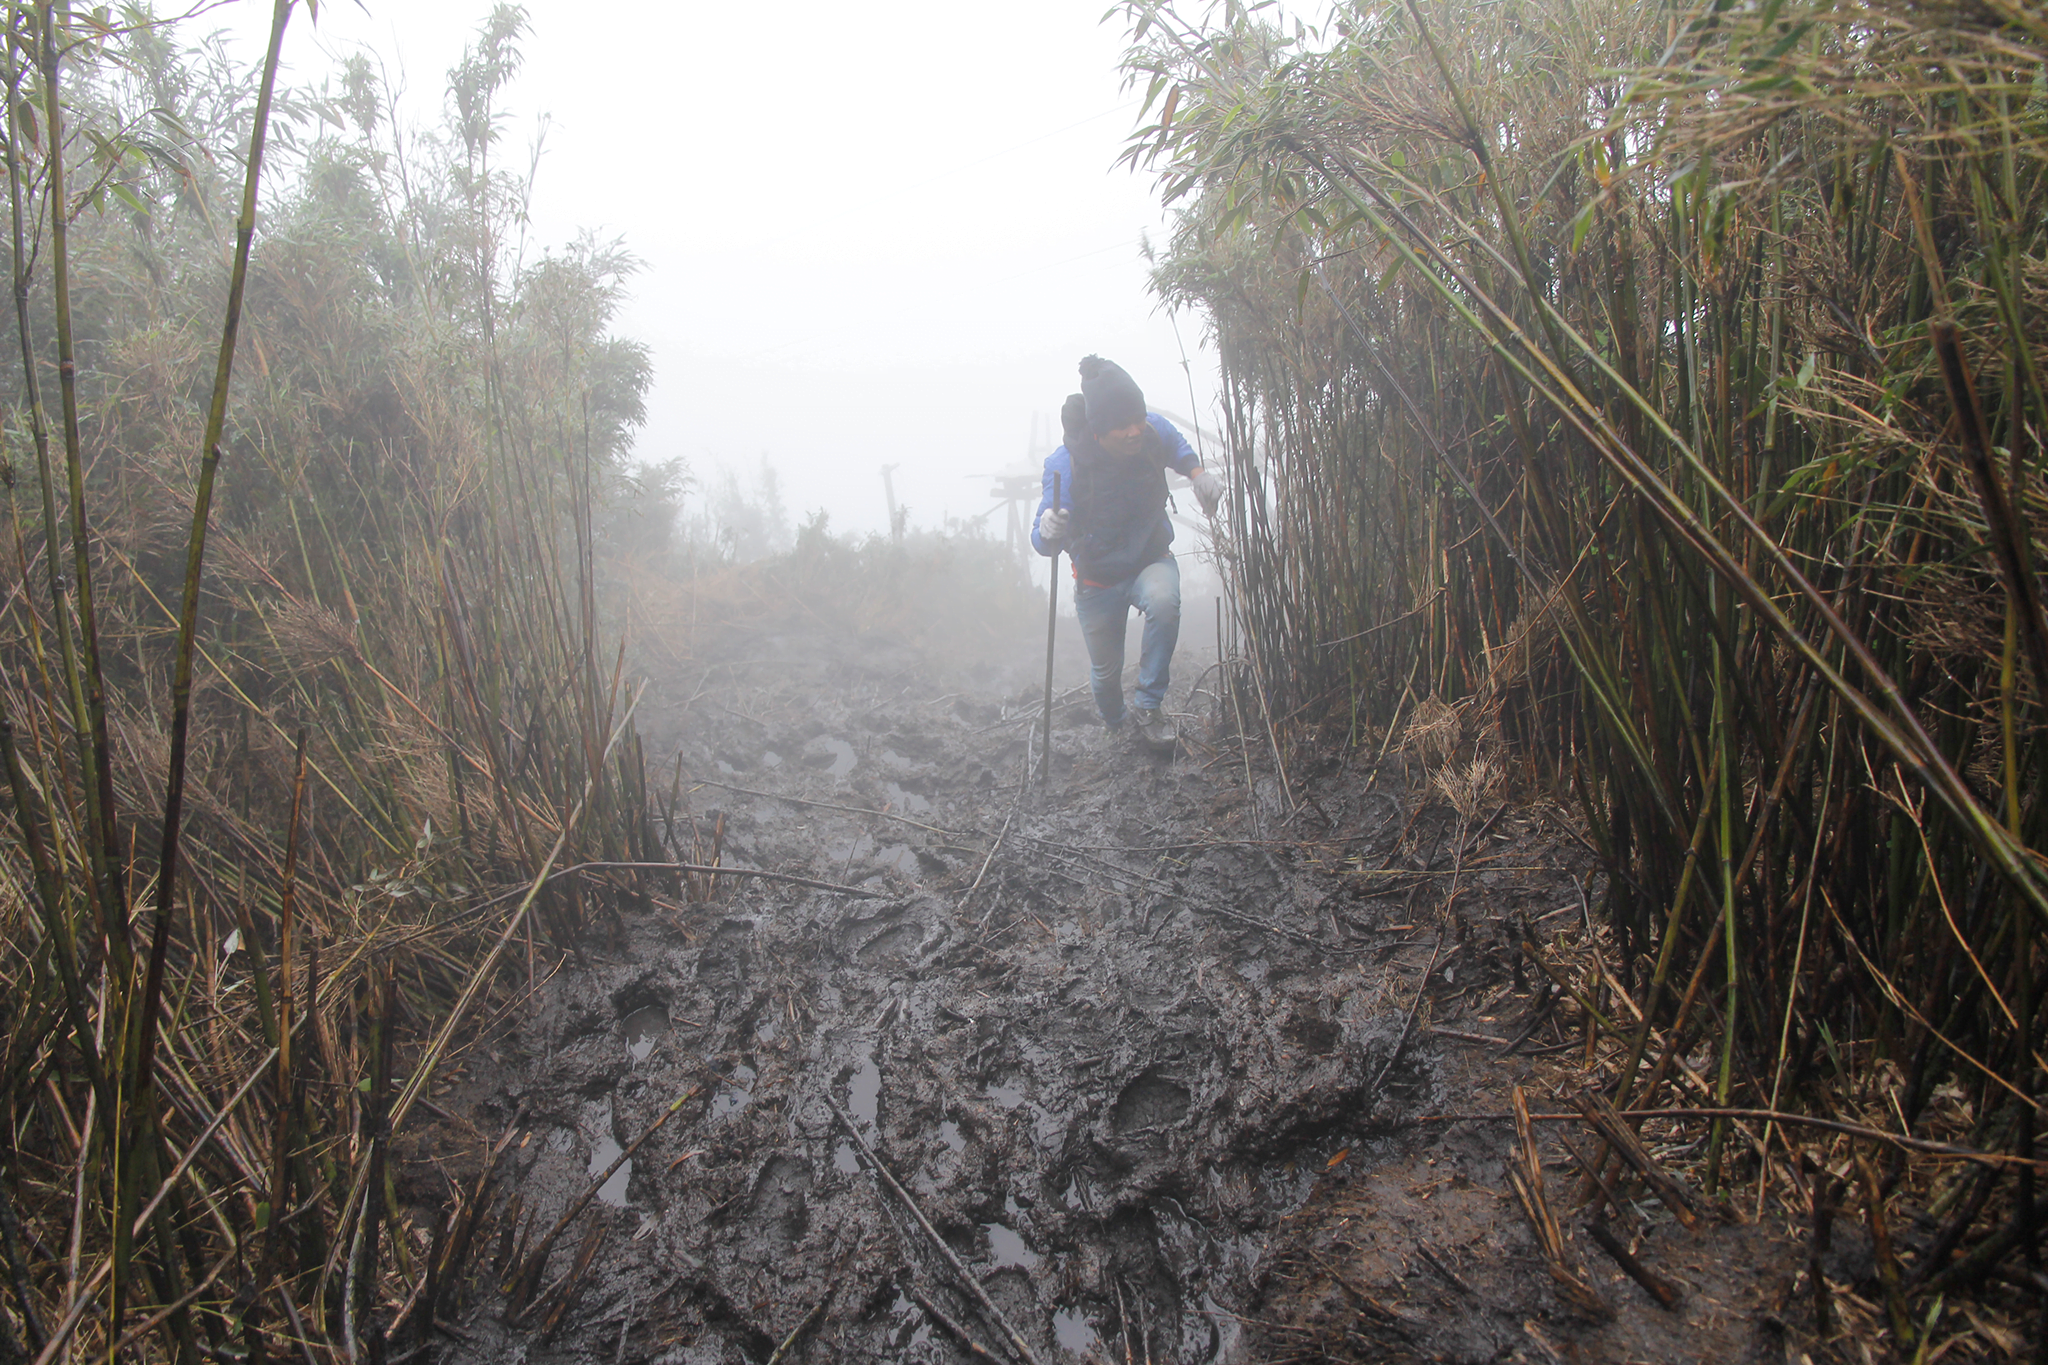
[1031,354,1222,752]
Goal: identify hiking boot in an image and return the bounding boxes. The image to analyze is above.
[1130,707,1177,753]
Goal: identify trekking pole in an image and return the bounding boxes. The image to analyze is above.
[1039,473,1060,791]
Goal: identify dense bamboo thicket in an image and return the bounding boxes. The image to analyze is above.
[1126,0,2048,1253]
[0,5,664,1363]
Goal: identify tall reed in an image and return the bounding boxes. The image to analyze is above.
[1123,0,2048,1299]
[0,5,659,1361]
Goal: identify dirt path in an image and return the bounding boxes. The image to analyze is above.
[406,626,1823,1364]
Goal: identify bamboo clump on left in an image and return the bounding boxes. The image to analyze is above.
[0,5,669,1363]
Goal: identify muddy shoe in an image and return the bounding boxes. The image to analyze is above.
[1130,707,1177,753]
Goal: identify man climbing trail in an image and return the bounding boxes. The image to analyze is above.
[1031,355,1222,753]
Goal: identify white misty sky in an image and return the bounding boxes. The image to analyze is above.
[216,0,1226,546]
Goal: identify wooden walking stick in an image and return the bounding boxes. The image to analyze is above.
[1040,472,1061,791]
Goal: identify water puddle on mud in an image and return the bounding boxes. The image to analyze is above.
[984,1223,1039,1269]
[985,1080,1025,1109]
[588,1135,629,1206]
[834,1054,882,1176]
[709,1064,757,1121]
[583,1098,630,1207]
[760,749,781,768]
[810,737,857,777]
[621,1004,668,1064]
[881,781,931,814]
[880,844,921,876]
[848,1054,881,1127]
[1053,1308,1099,1354]
[937,1120,964,1153]
[878,747,913,770]
[886,1292,932,1352]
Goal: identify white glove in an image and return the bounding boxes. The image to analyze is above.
[1037,506,1071,543]
[1190,468,1224,517]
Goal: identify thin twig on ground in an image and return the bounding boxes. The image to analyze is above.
[824,1095,1046,1365]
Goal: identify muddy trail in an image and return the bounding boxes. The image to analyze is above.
[403,626,1822,1364]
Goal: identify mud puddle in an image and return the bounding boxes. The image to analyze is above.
[409,630,1809,1363]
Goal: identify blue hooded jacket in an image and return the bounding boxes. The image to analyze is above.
[1031,413,1200,584]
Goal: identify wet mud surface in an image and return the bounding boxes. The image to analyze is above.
[408,628,1818,1363]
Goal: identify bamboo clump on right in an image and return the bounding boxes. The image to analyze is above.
[1122,0,2048,1342]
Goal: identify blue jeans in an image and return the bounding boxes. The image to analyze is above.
[1073,557,1180,726]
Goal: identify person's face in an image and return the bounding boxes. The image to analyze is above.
[1098,418,1148,457]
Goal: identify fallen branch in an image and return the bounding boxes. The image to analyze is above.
[1504,1087,1611,1322]
[1429,1027,1510,1047]
[1185,896,1365,953]
[825,1095,1045,1365]
[764,1287,835,1365]
[1583,1221,1682,1310]
[105,1248,237,1359]
[1307,1250,1418,1336]
[1413,1244,1472,1298]
[1369,935,1443,1098]
[511,1087,697,1310]
[464,859,889,908]
[536,1223,606,1338]
[690,778,973,838]
[958,812,1011,920]
[1571,1092,1705,1229]
[1399,1107,2048,1170]
[904,1285,1006,1362]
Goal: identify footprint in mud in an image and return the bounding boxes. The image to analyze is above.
[856,921,924,964]
[1112,1069,1191,1134]
[620,1002,668,1063]
[745,1154,812,1248]
[1281,1015,1341,1055]
[697,918,756,982]
[801,736,857,777]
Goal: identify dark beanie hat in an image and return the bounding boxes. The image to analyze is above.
[1079,355,1145,435]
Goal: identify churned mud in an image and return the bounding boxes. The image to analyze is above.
[400,621,1826,1364]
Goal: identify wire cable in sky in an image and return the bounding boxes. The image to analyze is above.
[995,236,1145,283]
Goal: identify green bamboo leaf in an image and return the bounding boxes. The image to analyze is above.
[1570,197,1599,254]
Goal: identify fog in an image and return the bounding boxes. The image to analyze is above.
[221,0,1225,565]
